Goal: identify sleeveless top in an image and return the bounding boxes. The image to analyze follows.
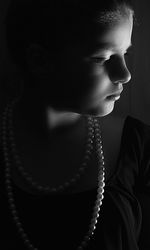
[0,115,150,250]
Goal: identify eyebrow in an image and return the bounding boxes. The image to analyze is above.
[95,42,132,52]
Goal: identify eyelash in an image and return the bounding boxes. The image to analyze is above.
[91,57,109,65]
[91,52,131,65]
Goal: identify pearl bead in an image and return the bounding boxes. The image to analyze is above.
[86,144,93,150]
[12,215,19,223]
[3,152,9,159]
[84,235,91,241]
[11,209,17,216]
[2,140,7,146]
[75,174,81,179]
[26,176,33,182]
[87,138,93,143]
[57,185,64,192]
[93,206,100,213]
[18,165,25,171]
[64,182,70,188]
[78,167,85,173]
[11,143,17,147]
[99,169,104,175]
[43,186,50,192]
[98,181,105,188]
[37,185,44,191]
[16,221,22,227]
[8,197,14,203]
[84,155,90,161]
[98,175,105,182]
[5,174,11,180]
[95,128,100,132]
[97,186,104,193]
[89,127,94,131]
[24,239,31,245]
[88,131,94,137]
[70,178,76,184]
[20,232,27,239]
[77,247,83,250]
[6,185,12,192]
[89,224,96,231]
[81,240,88,247]
[51,188,57,193]
[85,149,91,155]
[9,203,16,209]
[96,193,104,200]
[7,191,13,197]
[92,212,100,219]
[13,154,20,160]
[91,218,98,224]
[82,162,87,167]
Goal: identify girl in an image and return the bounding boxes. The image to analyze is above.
[0,0,150,249]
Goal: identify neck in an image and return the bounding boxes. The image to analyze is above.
[46,107,81,129]
[13,91,81,143]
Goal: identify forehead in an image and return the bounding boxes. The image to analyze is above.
[60,14,133,58]
[94,15,133,53]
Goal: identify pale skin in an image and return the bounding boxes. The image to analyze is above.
[12,14,133,194]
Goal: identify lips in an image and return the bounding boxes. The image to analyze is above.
[106,88,123,102]
[107,89,123,98]
[108,93,120,98]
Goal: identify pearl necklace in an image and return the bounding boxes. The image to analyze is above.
[5,99,95,194]
[1,99,105,250]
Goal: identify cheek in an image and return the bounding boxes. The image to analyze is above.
[83,66,108,96]
[53,61,91,94]
[52,59,107,101]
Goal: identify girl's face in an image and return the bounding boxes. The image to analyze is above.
[35,14,133,116]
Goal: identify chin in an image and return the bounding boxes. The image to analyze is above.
[80,103,115,117]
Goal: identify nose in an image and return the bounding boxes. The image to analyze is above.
[107,55,131,85]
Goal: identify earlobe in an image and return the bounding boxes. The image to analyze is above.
[25,43,54,77]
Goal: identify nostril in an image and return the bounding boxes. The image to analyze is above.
[113,70,131,85]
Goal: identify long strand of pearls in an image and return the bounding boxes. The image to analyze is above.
[6,99,94,193]
[1,101,105,250]
[77,117,105,249]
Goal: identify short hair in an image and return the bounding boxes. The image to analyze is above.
[5,0,134,75]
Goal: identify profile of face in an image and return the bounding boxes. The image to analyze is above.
[28,13,133,117]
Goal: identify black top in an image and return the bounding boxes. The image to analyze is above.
[0,115,150,250]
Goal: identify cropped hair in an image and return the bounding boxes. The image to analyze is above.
[5,0,134,74]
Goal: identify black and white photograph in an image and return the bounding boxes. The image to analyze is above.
[0,0,150,249]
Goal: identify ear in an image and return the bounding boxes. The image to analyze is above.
[25,43,54,77]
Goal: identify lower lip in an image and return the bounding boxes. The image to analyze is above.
[106,95,120,101]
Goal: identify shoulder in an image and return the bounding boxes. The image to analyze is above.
[121,116,150,162]
[96,114,150,133]
[125,115,150,127]
[98,114,150,147]
[125,115,150,139]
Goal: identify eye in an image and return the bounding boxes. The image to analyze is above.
[90,57,109,65]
